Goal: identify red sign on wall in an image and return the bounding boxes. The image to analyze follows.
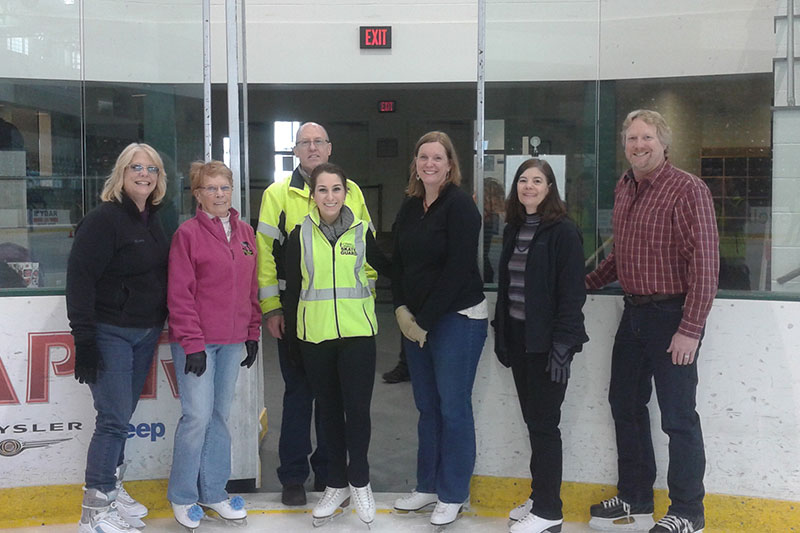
[360,26,391,49]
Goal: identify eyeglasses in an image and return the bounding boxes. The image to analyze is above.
[296,139,330,149]
[129,164,160,175]
[200,185,232,194]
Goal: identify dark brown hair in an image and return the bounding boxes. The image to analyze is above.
[505,158,567,226]
[309,162,349,196]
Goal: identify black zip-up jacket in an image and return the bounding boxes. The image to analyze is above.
[493,216,589,362]
[392,183,485,331]
[66,193,169,345]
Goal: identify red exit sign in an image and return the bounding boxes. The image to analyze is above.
[378,100,396,113]
[360,26,391,49]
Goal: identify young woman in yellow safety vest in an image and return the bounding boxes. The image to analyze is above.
[283,162,391,528]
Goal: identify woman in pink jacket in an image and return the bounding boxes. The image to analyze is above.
[166,160,261,530]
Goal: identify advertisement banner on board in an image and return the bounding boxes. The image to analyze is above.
[0,296,259,489]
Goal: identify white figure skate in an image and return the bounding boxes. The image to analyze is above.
[312,486,351,527]
[78,488,141,533]
[350,483,375,528]
[199,496,247,526]
[171,502,204,532]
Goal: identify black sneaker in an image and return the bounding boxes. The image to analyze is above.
[649,514,704,533]
[382,362,410,383]
[589,496,654,531]
[281,483,306,506]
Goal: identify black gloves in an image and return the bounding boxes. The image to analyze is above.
[546,342,574,384]
[185,351,207,376]
[74,341,100,384]
[242,340,258,368]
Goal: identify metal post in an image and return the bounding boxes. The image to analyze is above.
[203,0,212,160]
[476,0,486,280]
[226,0,241,211]
[241,0,250,220]
[789,0,796,106]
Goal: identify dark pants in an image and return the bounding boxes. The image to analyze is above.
[508,318,567,521]
[609,299,705,522]
[301,336,376,488]
[276,337,328,486]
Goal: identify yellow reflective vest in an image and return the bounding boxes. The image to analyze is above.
[256,168,375,315]
[295,209,377,343]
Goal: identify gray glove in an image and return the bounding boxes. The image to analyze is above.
[546,342,574,384]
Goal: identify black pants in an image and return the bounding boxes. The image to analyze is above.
[508,318,567,521]
[609,299,705,522]
[301,336,376,489]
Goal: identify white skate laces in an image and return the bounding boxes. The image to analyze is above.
[509,498,534,521]
[430,501,463,526]
[350,483,375,524]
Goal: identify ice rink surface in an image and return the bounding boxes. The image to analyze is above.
[3,493,594,532]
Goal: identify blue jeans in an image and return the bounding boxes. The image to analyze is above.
[85,323,162,493]
[276,337,327,487]
[404,312,487,504]
[609,299,705,522]
[168,343,243,505]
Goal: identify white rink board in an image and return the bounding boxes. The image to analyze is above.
[474,293,800,502]
[0,296,260,489]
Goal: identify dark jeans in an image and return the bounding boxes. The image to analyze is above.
[609,299,705,522]
[276,337,328,486]
[508,318,567,521]
[404,312,487,504]
[301,336,376,488]
[85,323,162,493]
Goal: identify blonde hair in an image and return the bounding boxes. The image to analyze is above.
[406,131,462,198]
[621,109,672,154]
[100,143,167,205]
[189,160,233,194]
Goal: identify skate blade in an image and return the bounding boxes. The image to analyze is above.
[393,503,436,515]
[203,514,248,527]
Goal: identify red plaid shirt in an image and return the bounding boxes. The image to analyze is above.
[586,160,719,339]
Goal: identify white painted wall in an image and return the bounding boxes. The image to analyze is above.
[474,294,800,502]
[0,0,776,83]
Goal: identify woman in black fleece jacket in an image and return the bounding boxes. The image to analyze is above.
[494,158,588,533]
[391,131,487,528]
[66,142,169,532]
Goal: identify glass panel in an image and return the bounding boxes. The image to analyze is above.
[484,0,600,283]
[0,1,205,292]
[0,0,81,290]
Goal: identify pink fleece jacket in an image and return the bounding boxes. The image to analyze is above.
[168,207,261,354]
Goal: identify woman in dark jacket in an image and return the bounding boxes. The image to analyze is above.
[493,158,588,533]
[67,142,169,533]
[391,131,488,528]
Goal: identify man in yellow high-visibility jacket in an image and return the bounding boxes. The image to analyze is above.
[255,122,374,506]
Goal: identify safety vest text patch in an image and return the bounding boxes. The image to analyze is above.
[340,243,357,256]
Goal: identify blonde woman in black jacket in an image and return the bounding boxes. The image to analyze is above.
[493,158,588,533]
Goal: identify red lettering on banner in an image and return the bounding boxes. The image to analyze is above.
[0,357,20,405]
[27,332,73,403]
[140,332,170,399]
[161,358,180,399]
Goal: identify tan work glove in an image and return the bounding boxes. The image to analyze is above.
[395,305,417,340]
[407,321,428,348]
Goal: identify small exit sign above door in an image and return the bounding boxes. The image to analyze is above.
[360,26,391,49]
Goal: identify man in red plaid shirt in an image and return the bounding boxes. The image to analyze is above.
[585,109,719,533]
